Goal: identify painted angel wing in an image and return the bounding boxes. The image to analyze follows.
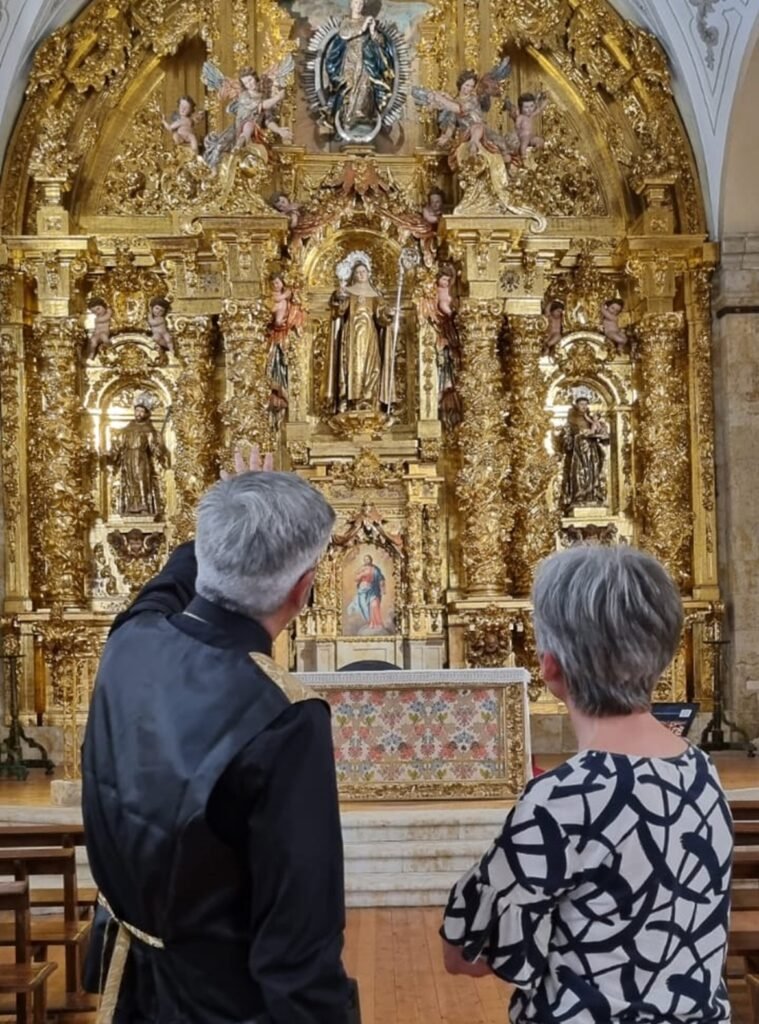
[262,53,295,92]
[477,55,511,111]
[201,61,240,104]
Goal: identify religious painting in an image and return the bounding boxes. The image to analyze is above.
[341,543,396,635]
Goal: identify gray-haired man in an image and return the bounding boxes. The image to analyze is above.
[82,455,356,1023]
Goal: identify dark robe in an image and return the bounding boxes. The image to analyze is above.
[82,542,353,1023]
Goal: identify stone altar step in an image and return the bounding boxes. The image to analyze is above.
[0,801,510,908]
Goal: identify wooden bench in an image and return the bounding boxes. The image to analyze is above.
[0,880,56,1024]
[0,848,90,1000]
[730,801,759,822]
[0,824,95,911]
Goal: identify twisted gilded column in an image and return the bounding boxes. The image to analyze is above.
[506,314,559,595]
[220,299,277,461]
[28,316,92,606]
[169,315,219,543]
[636,312,692,588]
[455,298,511,597]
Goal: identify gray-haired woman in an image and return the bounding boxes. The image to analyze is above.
[441,544,732,1023]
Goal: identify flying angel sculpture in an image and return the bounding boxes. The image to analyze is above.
[201,55,295,169]
[412,57,516,166]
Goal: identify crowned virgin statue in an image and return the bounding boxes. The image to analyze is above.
[327,252,393,413]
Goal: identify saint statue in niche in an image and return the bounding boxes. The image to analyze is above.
[304,0,410,143]
[560,392,610,514]
[108,392,168,518]
[327,251,393,413]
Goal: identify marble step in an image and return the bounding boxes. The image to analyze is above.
[344,838,483,875]
[345,870,458,908]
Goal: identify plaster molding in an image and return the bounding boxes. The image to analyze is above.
[0,0,758,236]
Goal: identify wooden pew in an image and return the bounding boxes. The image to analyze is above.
[730,801,759,822]
[0,848,90,1008]
[0,824,96,910]
[0,880,56,1024]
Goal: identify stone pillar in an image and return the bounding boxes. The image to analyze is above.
[506,314,558,596]
[28,316,91,607]
[219,299,277,461]
[169,315,219,543]
[713,235,759,734]
[635,312,692,588]
[455,297,511,597]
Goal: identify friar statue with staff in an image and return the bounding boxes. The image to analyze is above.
[326,248,418,416]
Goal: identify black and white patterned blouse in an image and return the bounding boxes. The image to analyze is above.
[443,745,732,1023]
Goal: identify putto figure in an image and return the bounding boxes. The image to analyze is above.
[305,0,409,143]
[327,251,392,413]
[544,299,565,354]
[147,297,174,354]
[161,95,204,156]
[601,298,629,353]
[265,274,305,428]
[108,392,168,518]
[86,296,112,360]
[423,267,462,429]
[201,56,294,170]
[504,90,549,160]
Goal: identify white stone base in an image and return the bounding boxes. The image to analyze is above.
[50,779,82,806]
[0,800,509,907]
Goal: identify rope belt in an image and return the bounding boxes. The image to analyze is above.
[96,893,165,1024]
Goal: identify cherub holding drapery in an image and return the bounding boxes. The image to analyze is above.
[201,56,294,170]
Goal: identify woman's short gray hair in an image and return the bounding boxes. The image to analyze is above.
[531,544,684,716]
[195,472,335,619]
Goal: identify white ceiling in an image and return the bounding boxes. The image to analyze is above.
[1,0,758,236]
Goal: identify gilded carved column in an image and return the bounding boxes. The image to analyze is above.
[455,298,511,597]
[685,266,719,598]
[169,315,219,543]
[0,271,32,609]
[28,316,92,606]
[220,299,277,460]
[506,314,558,595]
[636,312,692,587]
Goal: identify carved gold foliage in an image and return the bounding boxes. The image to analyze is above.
[490,0,570,48]
[690,267,717,522]
[64,5,131,95]
[329,450,393,491]
[636,313,693,587]
[422,502,443,604]
[455,298,511,596]
[169,316,218,542]
[417,0,451,92]
[506,315,560,595]
[568,0,628,95]
[220,301,276,461]
[28,93,83,186]
[464,606,514,668]
[0,334,21,570]
[107,529,166,593]
[507,104,607,218]
[28,318,96,605]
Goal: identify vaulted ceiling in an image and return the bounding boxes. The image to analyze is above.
[1,0,758,236]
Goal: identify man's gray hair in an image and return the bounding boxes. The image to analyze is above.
[195,472,335,619]
[531,544,684,716]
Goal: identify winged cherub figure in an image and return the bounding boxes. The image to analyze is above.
[412,58,515,167]
[201,55,295,170]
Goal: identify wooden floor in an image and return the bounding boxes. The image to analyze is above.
[0,751,757,1022]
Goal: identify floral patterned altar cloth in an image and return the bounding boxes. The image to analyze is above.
[299,668,532,800]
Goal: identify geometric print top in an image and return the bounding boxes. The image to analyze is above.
[442,745,733,1023]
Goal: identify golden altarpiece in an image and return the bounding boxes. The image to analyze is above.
[0,0,721,780]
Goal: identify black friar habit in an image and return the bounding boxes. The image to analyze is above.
[82,541,356,1023]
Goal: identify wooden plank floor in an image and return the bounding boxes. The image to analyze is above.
[0,909,754,1024]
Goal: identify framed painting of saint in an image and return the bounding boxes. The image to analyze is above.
[341,543,396,636]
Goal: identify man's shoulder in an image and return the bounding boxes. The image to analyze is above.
[248,653,326,708]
